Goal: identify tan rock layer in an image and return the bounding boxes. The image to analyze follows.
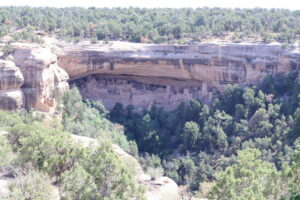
[0,60,24,91]
[0,89,24,110]
[0,44,69,112]
[58,42,300,109]
[0,60,25,110]
[12,46,69,112]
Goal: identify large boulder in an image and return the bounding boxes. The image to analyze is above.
[0,60,24,90]
[12,44,69,113]
[0,60,24,110]
[0,89,24,110]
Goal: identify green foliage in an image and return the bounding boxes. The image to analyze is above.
[1,110,145,200]
[285,144,300,195]
[293,108,300,138]
[60,140,145,200]
[0,135,14,169]
[12,30,44,43]
[110,73,300,192]
[1,7,299,44]
[59,164,97,200]
[139,153,164,180]
[8,122,83,177]
[182,121,201,150]
[208,148,284,200]
[1,69,300,198]
[62,87,132,151]
[2,43,14,57]
[0,25,10,37]
[90,36,98,44]
[6,169,58,200]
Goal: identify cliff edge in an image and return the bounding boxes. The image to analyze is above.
[58,41,300,110]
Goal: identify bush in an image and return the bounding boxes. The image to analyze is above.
[90,37,98,44]
[4,110,146,200]
[7,169,59,200]
[62,87,130,151]
[147,167,164,180]
[208,148,284,200]
[2,43,14,57]
[59,164,99,200]
[0,135,14,170]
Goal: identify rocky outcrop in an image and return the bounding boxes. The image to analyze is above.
[1,40,300,112]
[0,42,69,113]
[10,44,69,113]
[71,134,180,200]
[0,131,180,200]
[0,60,24,110]
[58,41,300,110]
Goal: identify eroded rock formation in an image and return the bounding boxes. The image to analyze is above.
[0,60,24,110]
[1,40,300,112]
[58,41,300,110]
[12,44,69,113]
[0,43,69,113]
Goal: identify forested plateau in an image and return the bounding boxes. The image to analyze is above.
[1,6,300,200]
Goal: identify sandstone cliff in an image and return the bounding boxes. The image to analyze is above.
[0,43,69,113]
[0,60,24,110]
[58,41,300,110]
[1,40,300,112]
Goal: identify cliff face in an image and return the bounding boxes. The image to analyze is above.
[58,42,300,110]
[0,60,24,110]
[13,45,69,113]
[0,43,69,113]
[1,41,300,112]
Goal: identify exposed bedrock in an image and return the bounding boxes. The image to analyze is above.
[12,44,69,112]
[58,42,300,110]
[73,74,212,110]
[0,60,25,110]
[71,134,180,200]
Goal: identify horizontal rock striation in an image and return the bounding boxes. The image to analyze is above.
[1,40,300,112]
[0,43,69,112]
[58,42,300,110]
[12,44,69,113]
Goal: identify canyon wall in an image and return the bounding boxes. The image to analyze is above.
[0,60,24,110]
[1,41,300,112]
[58,42,300,110]
[0,43,69,113]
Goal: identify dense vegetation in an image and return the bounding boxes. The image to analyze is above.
[1,72,300,198]
[0,7,300,44]
[60,88,138,155]
[109,73,300,197]
[1,5,300,199]
[0,93,145,199]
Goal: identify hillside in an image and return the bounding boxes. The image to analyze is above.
[1,6,300,200]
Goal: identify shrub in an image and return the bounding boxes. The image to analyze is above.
[2,43,14,57]
[0,135,14,170]
[146,167,164,180]
[7,169,59,200]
